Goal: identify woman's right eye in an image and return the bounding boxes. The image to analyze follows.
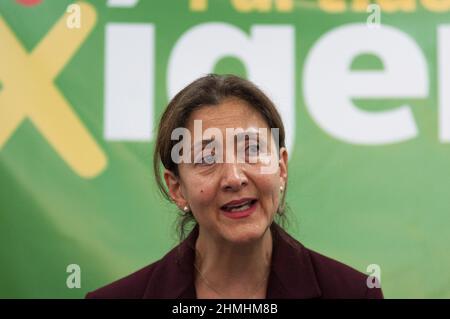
[200,154,216,165]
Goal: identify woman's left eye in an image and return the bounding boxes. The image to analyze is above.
[201,154,216,165]
[247,144,260,154]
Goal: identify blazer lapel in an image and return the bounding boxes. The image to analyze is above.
[142,222,322,299]
[143,225,199,298]
[266,223,322,299]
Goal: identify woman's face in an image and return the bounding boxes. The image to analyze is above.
[164,98,288,244]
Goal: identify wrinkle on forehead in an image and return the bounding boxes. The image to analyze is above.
[186,98,270,133]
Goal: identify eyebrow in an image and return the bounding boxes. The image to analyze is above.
[190,130,266,151]
[234,130,261,141]
[190,138,215,153]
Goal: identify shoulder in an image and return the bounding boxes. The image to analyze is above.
[272,223,383,299]
[86,226,199,299]
[304,246,383,299]
[85,259,162,299]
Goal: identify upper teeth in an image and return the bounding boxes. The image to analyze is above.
[224,201,253,212]
[229,203,251,212]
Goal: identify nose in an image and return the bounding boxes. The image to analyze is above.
[220,163,248,192]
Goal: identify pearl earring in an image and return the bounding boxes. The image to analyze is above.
[280,186,284,192]
[183,206,189,213]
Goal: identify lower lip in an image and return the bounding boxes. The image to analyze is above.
[221,201,257,219]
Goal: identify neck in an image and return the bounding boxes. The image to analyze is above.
[194,225,273,297]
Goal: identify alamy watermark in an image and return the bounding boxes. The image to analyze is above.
[366,263,382,288]
[66,263,81,289]
[170,120,281,174]
[366,4,381,28]
[66,3,81,29]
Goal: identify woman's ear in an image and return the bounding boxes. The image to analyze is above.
[278,147,288,187]
[163,169,188,208]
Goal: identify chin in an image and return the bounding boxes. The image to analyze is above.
[220,222,269,244]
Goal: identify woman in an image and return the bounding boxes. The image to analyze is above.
[86,74,383,299]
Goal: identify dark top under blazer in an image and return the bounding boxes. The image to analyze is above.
[86,222,383,299]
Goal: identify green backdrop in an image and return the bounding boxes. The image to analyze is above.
[1,0,450,298]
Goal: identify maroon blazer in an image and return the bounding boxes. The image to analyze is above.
[86,222,383,299]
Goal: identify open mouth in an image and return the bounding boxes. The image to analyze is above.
[220,199,258,213]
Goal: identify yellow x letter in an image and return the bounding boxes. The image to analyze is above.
[0,1,107,178]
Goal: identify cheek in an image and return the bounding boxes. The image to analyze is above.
[254,174,280,207]
[179,168,220,215]
[186,177,218,208]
